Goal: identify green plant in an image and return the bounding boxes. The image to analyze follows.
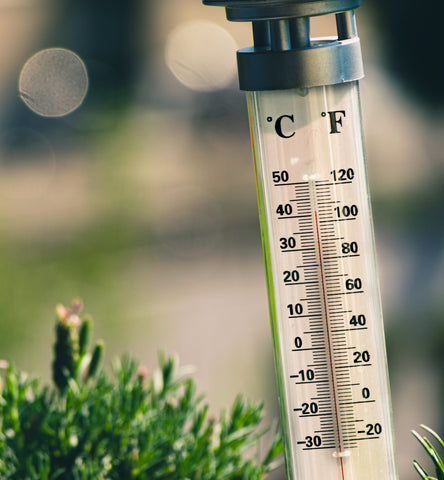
[0,301,282,479]
[412,425,444,480]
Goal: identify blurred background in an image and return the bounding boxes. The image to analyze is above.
[0,1,443,478]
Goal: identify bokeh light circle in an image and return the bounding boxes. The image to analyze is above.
[19,48,88,117]
[165,21,238,92]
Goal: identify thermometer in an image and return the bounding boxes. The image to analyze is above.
[202,1,399,479]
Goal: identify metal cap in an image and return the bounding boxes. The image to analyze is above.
[203,0,364,90]
[202,0,361,21]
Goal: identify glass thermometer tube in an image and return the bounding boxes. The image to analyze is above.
[202,2,399,479]
[248,81,398,480]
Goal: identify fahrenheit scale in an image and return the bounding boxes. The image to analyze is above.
[203,1,399,479]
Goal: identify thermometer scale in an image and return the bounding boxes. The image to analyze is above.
[202,1,399,479]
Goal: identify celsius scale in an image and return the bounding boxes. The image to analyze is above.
[202,1,398,479]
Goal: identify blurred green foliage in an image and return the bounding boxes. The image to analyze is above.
[0,303,283,479]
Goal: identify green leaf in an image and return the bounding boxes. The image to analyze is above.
[413,427,444,480]
[262,424,284,470]
[421,426,444,451]
[413,460,431,480]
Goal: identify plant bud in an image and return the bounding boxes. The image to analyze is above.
[78,317,92,357]
[87,341,104,380]
[52,306,79,392]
